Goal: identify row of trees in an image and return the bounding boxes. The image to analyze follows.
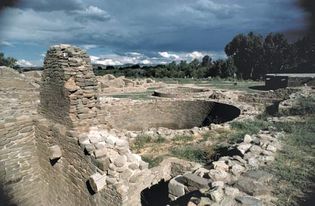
[95,56,237,79]
[225,32,315,79]
[0,52,17,68]
[96,32,314,80]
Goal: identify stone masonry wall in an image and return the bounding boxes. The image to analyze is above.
[0,116,44,206]
[39,44,99,131]
[0,67,44,205]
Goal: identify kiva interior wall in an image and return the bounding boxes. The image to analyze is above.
[103,100,240,131]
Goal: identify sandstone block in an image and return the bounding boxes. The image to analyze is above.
[183,173,211,189]
[88,173,106,193]
[114,155,127,167]
[168,177,186,198]
[49,145,62,160]
[237,143,252,155]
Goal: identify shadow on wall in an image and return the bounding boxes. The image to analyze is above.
[203,102,241,125]
[0,184,16,206]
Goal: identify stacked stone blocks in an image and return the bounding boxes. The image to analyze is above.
[39,44,99,131]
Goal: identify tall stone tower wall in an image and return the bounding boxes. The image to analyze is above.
[39,44,99,130]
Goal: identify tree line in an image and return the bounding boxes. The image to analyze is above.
[0,52,17,68]
[95,32,315,80]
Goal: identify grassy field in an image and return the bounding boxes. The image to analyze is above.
[109,87,157,100]
[155,77,265,93]
[266,116,315,206]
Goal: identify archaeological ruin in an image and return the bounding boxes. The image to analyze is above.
[0,44,313,206]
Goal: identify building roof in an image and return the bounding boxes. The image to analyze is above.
[266,73,315,78]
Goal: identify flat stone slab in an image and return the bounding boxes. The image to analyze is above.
[235,196,263,206]
[182,173,211,189]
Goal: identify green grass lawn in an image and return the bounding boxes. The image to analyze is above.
[155,77,265,93]
[109,87,157,100]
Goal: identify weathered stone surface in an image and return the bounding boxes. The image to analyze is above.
[194,167,210,178]
[198,197,212,206]
[209,187,224,202]
[224,186,240,197]
[235,196,263,206]
[114,155,127,167]
[243,134,252,143]
[211,181,224,188]
[208,169,230,182]
[231,164,246,176]
[212,161,229,172]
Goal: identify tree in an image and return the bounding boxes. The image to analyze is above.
[220,58,237,78]
[294,35,315,73]
[225,32,264,79]
[201,55,212,67]
[263,33,292,74]
[0,52,17,68]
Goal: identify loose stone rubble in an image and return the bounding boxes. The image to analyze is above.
[167,129,283,206]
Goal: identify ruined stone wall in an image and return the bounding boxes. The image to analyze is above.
[34,119,123,206]
[39,45,99,131]
[102,100,218,130]
[35,45,124,205]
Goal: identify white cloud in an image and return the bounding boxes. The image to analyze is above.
[73,5,111,22]
[94,59,122,66]
[89,50,226,66]
[81,44,98,50]
[193,0,242,17]
[158,52,180,60]
[187,51,204,59]
[17,59,35,67]
[141,59,152,65]
[0,41,13,47]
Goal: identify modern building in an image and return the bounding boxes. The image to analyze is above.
[265,73,315,89]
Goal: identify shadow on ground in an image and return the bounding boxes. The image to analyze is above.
[248,85,269,91]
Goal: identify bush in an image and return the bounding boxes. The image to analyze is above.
[170,146,207,163]
[173,135,193,142]
[141,155,164,168]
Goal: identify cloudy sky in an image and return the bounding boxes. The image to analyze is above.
[0,0,307,66]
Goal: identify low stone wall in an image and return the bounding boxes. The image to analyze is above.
[102,100,240,131]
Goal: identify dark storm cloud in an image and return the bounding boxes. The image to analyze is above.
[298,0,315,34]
[17,0,84,11]
[0,0,19,11]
